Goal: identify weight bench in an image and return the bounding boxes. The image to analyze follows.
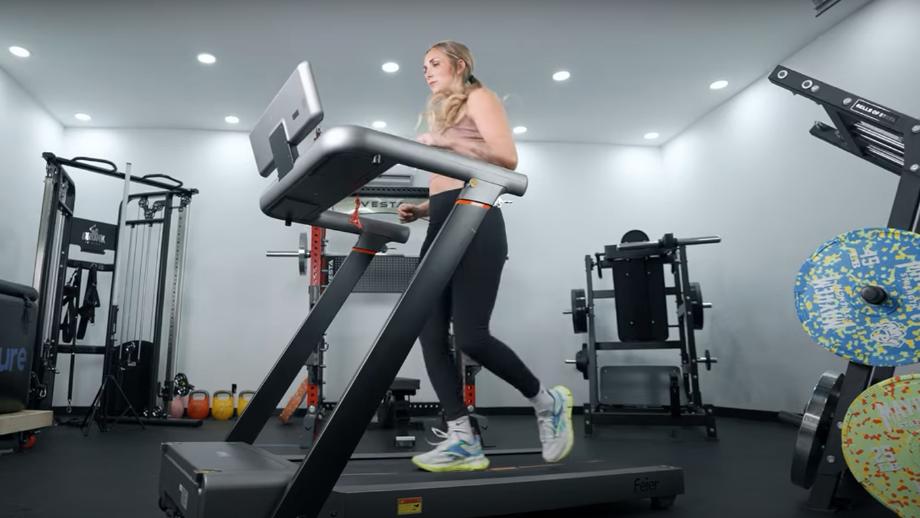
[376,377,421,448]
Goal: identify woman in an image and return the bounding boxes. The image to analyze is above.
[397,41,574,473]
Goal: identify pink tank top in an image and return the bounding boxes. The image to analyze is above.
[441,114,484,150]
[429,115,484,194]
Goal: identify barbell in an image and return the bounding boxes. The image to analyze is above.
[265,232,309,276]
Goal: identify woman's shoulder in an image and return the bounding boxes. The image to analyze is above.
[467,86,499,104]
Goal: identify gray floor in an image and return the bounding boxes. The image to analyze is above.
[0,413,891,518]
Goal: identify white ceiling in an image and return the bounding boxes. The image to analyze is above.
[0,0,872,146]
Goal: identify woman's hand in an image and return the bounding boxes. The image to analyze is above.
[397,203,424,223]
[416,132,447,148]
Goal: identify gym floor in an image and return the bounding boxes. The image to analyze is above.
[0,414,889,518]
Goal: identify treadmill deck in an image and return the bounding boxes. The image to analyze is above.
[160,442,683,518]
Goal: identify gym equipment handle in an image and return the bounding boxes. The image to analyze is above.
[618,235,722,252]
[678,236,722,246]
[266,251,309,258]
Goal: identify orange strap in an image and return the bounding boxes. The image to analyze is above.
[456,199,492,210]
[350,197,363,229]
[352,247,378,255]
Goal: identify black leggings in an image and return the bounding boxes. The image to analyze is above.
[418,189,540,421]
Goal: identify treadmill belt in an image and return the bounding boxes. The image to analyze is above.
[336,454,632,485]
[322,454,684,517]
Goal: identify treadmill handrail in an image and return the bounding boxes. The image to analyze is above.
[260,125,527,225]
[312,210,409,243]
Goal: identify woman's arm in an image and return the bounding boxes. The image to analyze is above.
[416,199,430,217]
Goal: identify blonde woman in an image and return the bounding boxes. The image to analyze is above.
[398,41,574,473]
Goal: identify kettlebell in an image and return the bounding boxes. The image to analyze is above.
[168,398,185,419]
[238,390,256,416]
[211,390,234,421]
[187,390,210,420]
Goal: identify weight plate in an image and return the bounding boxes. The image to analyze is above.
[621,229,650,244]
[298,232,308,276]
[794,228,920,367]
[575,346,589,380]
[688,282,704,330]
[571,289,588,334]
[842,374,920,518]
[791,371,844,488]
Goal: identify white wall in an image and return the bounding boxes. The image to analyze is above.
[55,129,668,409]
[661,0,919,412]
[0,66,63,284]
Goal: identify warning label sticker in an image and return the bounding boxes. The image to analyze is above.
[397,496,422,515]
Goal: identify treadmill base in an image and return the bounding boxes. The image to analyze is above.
[159,442,684,518]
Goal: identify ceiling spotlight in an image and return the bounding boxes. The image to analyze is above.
[9,46,31,58]
[381,62,400,73]
[225,115,240,124]
[644,132,660,140]
[372,121,387,129]
[709,80,729,90]
[512,126,528,135]
[74,113,92,122]
[552,70,571,82]
[197,53,217,65]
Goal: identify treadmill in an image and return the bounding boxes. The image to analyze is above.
[158,62,684,518]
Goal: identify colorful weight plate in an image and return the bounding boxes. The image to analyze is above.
[841,374,920,518]
[794,228,920,366]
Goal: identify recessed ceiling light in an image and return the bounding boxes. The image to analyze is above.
[709,80,729,90]
[512,126,528,134]
[9,46,31,58]
[552,70,571,82]
[225,115,240,124]
[74,113,92,122]
[382,62,400,73]
[372,121,387,129]
[644,132,660,140]
[197,53,217,65]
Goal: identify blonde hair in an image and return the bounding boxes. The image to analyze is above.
[423,41,483,132]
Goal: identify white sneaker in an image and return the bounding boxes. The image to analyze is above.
[411,427,490,472]
[536,385,575,462]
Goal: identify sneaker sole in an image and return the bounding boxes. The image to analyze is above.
[547,385,575,463]
[412,455,491,473]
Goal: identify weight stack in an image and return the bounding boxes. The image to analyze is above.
[106,340,155,415]
[0,279,39,414]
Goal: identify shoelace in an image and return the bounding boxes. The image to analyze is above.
[426,426,468,447]
[537,393,559,442]
[538,413,557,441]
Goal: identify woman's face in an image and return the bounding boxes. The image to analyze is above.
[423,48,464,94]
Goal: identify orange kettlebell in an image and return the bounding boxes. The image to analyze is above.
[187,390,210,420]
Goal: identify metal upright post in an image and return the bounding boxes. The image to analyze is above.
[162,196,191,408]
[272,190,501,518]
[583,255,599,434]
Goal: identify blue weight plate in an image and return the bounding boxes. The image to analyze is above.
[794,228,920,366]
